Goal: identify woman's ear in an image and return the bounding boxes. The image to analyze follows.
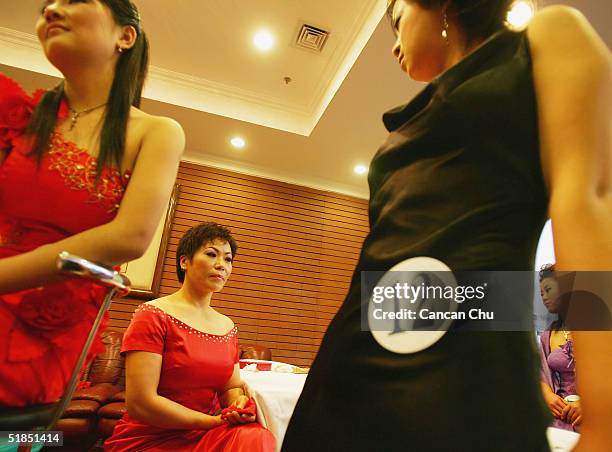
[117,24,138,50]
[179,255,189,271]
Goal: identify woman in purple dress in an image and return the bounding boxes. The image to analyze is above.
[539,265,582,431]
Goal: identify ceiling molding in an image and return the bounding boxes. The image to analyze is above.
[182,150,369,200]
[0,26,61,77]
[306,0,386,129]
[0,3,384,136]
[145,65,314,136]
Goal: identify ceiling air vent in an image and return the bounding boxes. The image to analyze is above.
[295,23,329,53]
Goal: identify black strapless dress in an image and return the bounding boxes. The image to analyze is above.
[282,29,551,452]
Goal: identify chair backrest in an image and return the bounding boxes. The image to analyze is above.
[85,330,125,385]
[240,344,272,361]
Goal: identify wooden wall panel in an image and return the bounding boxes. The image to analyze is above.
[109,162,368,367]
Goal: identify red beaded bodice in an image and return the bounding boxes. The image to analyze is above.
[0,73,130,255]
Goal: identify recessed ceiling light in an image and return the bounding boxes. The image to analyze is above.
[253,30,274,51]
[506,1,535,30]
[354,164,368,175]
[230,137,246,148]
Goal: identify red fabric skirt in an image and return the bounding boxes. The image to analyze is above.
[104,415,275,452]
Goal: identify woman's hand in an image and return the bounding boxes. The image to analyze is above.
[221,395,256,425]
[562,400,583,427]
[543,390,567,419]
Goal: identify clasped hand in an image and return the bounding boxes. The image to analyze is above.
[545,392,582,427]
[221,395,256,425]
[560,400,582,427]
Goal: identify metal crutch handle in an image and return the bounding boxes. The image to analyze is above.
[46,252,131,429]
[56,251,130,296]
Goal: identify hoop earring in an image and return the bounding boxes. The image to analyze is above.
[441,11,449,44]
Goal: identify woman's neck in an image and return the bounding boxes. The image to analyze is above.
[62,62,116,111]
[555,316,567,331]
[175,282,214,310]
[445,35,485,71]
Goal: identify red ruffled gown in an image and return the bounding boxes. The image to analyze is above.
[104,304,275,451]
[0,73,131,406]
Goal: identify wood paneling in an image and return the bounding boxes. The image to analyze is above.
[108,163,368,367]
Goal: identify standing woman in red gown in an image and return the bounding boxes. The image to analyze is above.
[104,223,275,451]
[0,0,184,407]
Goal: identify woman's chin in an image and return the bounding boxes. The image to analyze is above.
[407,66,435,83]
[43,44,82,72]
[206,282,226,293]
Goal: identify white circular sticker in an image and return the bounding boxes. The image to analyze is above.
[368,257,457,354]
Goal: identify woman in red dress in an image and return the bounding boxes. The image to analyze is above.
[104,223,275,451]
[0,0,184,407]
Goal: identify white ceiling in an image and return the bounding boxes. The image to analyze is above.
[0,1,609,199]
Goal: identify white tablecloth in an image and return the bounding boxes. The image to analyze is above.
[241,368,580,451]
[547,428,580,452]
[241,369,307,452]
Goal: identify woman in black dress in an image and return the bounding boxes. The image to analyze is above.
[282,1,611,451]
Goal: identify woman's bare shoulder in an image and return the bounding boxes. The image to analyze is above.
[529,5,587,31]
[123,108,185,170]
[130,108,184,140]
[144,295,176,310]
[527,5,610,62]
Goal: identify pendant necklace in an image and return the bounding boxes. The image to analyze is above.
[561,324,570,341]
[68,102,107,131]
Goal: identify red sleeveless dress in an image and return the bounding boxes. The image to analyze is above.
[0,73,131,407]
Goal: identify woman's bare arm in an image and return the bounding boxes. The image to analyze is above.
[529,6,612,450]
[219,363,246,408]
[0,116,184,294]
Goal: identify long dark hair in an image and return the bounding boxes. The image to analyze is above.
[386,0,515,43]
[26,0,149,176]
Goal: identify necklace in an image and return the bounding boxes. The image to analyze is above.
[68,102,107,131]
[561,324,570,341]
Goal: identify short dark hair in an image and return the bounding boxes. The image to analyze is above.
[386,0,515,43]
[175,222,238,283]
[538,263,556,282]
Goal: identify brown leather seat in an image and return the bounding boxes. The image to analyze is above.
[56,331,124,448]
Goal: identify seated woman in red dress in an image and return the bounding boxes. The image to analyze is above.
[104,223,275,452]
[0,0,184,407]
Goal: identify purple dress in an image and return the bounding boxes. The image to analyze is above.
[539,326,578,431]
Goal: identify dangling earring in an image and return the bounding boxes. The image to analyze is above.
[441,10,449,45]
[117,44,123,53]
